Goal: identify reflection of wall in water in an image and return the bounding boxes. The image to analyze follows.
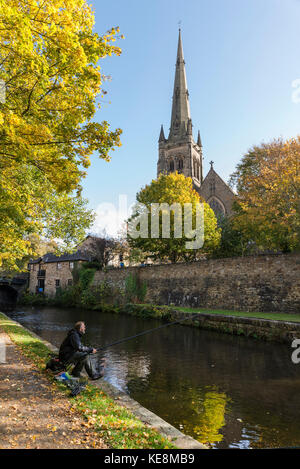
[103,349,151,393]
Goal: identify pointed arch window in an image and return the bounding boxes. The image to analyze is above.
[193,158,199,180]
[209,180,216,195]
[177,158,183,172]
[169,160,174,172]
[208,197,226,217]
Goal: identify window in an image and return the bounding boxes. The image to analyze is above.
[69,261,74,270]
[67,279,73,286]
[55,279,60,287]
[169,160,174,172]
[37,279,45,293]
[57,262,62,270]
[177,159,183,170]
[209,197,225,217]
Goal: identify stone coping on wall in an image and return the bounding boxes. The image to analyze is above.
[169,310,300,328]
[103,251,300,271]
[1,313,206,450]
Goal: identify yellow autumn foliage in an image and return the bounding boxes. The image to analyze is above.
[0,0,123,270]
[231,137,300,252]
[128,172,221,262]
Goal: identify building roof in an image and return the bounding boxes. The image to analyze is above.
[28,251,90,265]
[28,235,112,265]
[202,167,237,196]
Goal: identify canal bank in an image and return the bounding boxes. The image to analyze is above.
[20,291,300,344]
[172,311,300,344]
[6,305,300,448]
[95,303,300,345]
[0,312,206,449]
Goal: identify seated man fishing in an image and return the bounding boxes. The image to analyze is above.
[59,321,103,380]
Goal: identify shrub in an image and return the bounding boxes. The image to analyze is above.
[79,267,96,290]
[125,273,147,303]
[19,291,48,306]
[53,286,78,307]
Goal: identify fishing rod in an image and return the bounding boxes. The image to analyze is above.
[95,313,200,353]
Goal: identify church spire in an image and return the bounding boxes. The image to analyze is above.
[158,124,165,142]
[197,130,202,147]
[169,29,191,139]
[157,29,203,190]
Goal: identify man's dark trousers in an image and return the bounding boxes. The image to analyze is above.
[68,351,90,377]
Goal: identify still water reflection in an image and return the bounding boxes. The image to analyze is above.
[8,306,300,449]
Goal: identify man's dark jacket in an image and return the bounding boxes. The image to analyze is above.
[59,328,93,363]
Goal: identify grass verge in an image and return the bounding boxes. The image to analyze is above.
[171,307,300,323]
[0,312,176,449]
[120,303,300,324]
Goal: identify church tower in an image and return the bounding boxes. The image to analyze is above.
[157,30,203,190]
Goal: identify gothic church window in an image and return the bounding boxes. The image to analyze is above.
[177,158,183,172]
[208,197,225,217]
[169,160,174,172]
[193,159,199,180]
[209,180,216,195]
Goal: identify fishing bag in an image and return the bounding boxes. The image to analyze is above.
[46,355,65,373]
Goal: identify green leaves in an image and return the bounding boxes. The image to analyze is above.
[127,172,221,263]
[0,0,123,270]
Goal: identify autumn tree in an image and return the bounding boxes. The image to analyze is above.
[127,172,221,263]
[229,138,300,252]
[212,215,251,258]
[0,0,122,270]
[80,236,122,269]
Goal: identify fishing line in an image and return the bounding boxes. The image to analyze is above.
[95,313,200,353]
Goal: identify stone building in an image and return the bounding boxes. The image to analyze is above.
[28,236,129,296]
[157,30,235,218]
[28,251,89,296]
[198,161,235,217]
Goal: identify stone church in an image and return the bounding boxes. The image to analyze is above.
[157,30,235,217]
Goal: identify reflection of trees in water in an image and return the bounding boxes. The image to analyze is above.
[129,366,229,446]
[187,388,228,445]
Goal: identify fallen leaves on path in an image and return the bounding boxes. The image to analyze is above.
[0,331,108,449]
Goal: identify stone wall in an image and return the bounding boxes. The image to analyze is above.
[92,252,300,314]
[167,310,300,344]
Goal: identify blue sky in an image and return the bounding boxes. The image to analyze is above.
[84,0,300,235]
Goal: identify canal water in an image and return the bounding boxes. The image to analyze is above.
[8,306,300,449]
